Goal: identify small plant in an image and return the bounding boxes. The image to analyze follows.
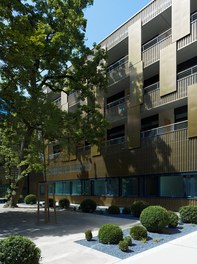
[140,206,170,232]
[130,225,147,241]
[80,199,97,213]
[168,211,179,228]
[118,240,129,252]
[24,194,37,205]
[122,207,131,214]
[0,235,41,264]
[124,236,132,246]
[130,200,149,217]
[153,238,162,243]
[85,230,92,241]
[59,198,70,209]
[98,224,123,244]
[179,206,197,224]
[108,205,120,214]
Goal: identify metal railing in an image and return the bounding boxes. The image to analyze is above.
[108,56,129,86]
[191,11,197,23]
[53,97,61,108]
[144,82,160,93]
[141,120,188,138]
[106,136,126,146]
[142,28,172,52]
[77,145,91,153]
[49,152,61,160]
[68,91,80,107]
[107,55,128,73]
[178,19,197,50]
[177,65,197,80]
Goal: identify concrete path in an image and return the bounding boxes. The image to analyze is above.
[1,204,197,264]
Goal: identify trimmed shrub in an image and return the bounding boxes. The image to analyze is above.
[118,240,129,252]
[80,199,97,213]
[108,205,120,214]
[24,194,36,205]
[59,198,70,209]
[130,200,149,217]
[130,225,147,241]
[140,205,170,232]
[124,236,132,246]
[85,230,92,241]
[168,211,179,228]
[122,207,131,215]
[179,206,197,224]
[98,224,123,244]
[0,235,41,264]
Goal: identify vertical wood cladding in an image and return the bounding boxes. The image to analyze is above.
[172,0,190,43]
[188,83,197,138]
[160,43,177,96]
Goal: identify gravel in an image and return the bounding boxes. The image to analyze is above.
[76,222,197,260]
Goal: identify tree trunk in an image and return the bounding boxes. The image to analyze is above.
[6,177,25,207]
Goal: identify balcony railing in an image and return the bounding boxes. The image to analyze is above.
[53,97,61,108]
[106,136,126,146]
[68,91,80,107]
[142,68,197,111]
[49,152,61,160]
[77,145,91,154]
[107,56,129,86]
[141,120,188,138]
[105,96,128,122]
[142,29,172,67]
[144,82,160,93]
[178,17,197,50]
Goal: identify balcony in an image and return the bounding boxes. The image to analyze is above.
[102,136,127,152]
[68,92,80,107]
[107,56,129,86]
[105,96,128,122]
[142,65,197,111]
[178,12,197,50]
[142,29,172,68]
[53,97,61,108]
[49,152,61,160]
[141,120,188,138]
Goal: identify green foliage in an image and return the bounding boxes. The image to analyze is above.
[140,206,170,232]
[24,194,37,205]
[80,199,97,213]
[130,225,148,241]
[179,206,197,224]
[59,198,70,209]
[0,0,107,207]
[85,230,93,241]
[168,211,179,228]
[118,240,129,252]
[122,207,131,215]
[108,205,120,214]
[124,236,132,246]
[0,235,41,264]
[98,224,123,244]
[130,200,149,217]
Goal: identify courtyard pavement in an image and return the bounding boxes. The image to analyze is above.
[0,204,197,263]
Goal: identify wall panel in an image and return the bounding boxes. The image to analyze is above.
[188,83,197,138]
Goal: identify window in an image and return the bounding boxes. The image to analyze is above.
[71,181,81,195]
[62,181,71,195]
[144,175,159,196]
[93,179,106,196]
[160,175,184,197]
[93,178,119,196]
[55,181,63,195]
[141,115,158,132]
[174,105,187,123]
[53,144,62,154]
[107,125,125,140]
[122,177,138,196]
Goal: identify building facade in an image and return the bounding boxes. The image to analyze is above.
[46,0,197,210]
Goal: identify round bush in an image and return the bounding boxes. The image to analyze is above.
[108,205,120,214]
[168,211,179,228]
[98,224,123,244]
[0,235,41,264]
[130,225,147,241]
[59,198,70,209]
[130,200,149,217]
[124,236,132,246]
[80,199,97,213]
[118,240,128,252]
[24,194,37,205]
[179,206,197,224]
[85,230,92,241]
[140,205,170,232]
[122,207,131,215]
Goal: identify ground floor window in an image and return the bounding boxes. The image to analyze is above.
[50,172,197,198]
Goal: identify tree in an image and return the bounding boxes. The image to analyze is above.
[0,0,107,207]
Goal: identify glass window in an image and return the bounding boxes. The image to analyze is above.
[122,177,138,196]
[160,175,184,197]
[55,181,63,195]
[106,178,119,196]
[82,180,92,195]
[62,181,71,195]
[94,179,106,196]
[183,175,197,198]
[71,181,81,195]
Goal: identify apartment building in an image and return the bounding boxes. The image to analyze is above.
[46,0,197,210]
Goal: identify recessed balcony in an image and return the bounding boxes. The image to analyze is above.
[105,96,128,122]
